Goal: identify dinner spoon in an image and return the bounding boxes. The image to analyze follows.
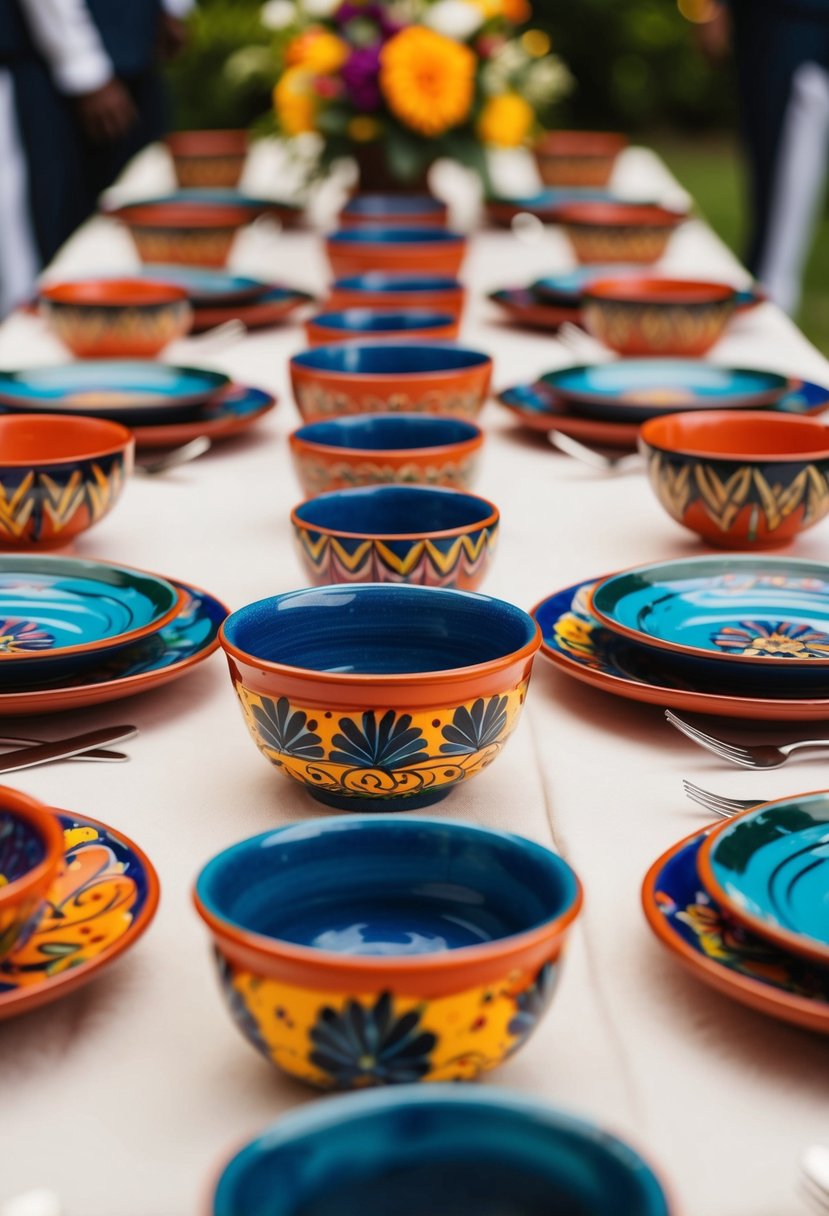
[547,430,643,473]
[134,435,212,477]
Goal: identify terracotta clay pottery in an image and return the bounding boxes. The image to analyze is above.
[305,309,459,347]
[165,129,249,189]
[111,202,253,267]
[534,130,628,187]
[582,278,737,356]
[325,229,467,278]
[0,786,63,962]
[327,274,465,317]
[40,279,192,358]
[339,194,448,228]
[552,202,686,265]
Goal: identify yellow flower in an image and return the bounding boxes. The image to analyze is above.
[380,27,476,137]
[473,0,532,22]
[285,27,349,74]
[348,115,381,143]
[478,92,534,146]
[273,66,317,136]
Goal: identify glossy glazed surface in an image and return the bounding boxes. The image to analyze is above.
[306,309,458,346]
[326,228,466,276]
[327,274,464,315]
[191,288,315,333]
[140,264,268,304]
[340,195,447,227]
[212,1087,670,1216]
[131,384,276,448]
[0,788,64,961]
[293,343,489,375]
[488,289,581,332]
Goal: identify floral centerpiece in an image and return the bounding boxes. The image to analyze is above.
[260,0,572,189]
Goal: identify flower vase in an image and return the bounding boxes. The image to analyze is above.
[353,142,432,195]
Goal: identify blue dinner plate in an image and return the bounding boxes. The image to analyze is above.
[141,264,269,304]
[0,361,229,425]
[700,793,829,964]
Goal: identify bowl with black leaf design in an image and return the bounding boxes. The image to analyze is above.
[219,584,541,812]
[194,816,582,1089]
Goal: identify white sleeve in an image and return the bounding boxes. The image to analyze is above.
[161,0,195,16]
[17,0,113,96]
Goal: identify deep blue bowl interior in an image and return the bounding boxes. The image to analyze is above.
[212,1087,671,1216]
[0,810,46,885]
[294,486,494,535]
[291,344,489,375]
[343,195,444,216]
[197,817,577,954]
[335,274,460,292]
[294,414,479,451]
[329,228,462,246]
[313,310,454,333]
[222,585,535,673]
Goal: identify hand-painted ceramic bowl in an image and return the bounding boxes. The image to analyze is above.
[165,129,249,188]
[111,202,252,267]
[0,414,134,550]
[0,787,63,962]
[211,1087,671,1214]
[40,279,192,358]
[0,554,183,678]
[289,343,493,423]
[553,202,686,264]
[536,266,764,313]
[306,309,459,347]
[325,228,467,278]
[339,194,448,228]
[697,789,829,966]
[219,583,541,811]
[291,485,499,590]
[640,410,829,549]
[194,816,581,1087]
[485,188,615,228]
[582,278,737,356]
[289,413,484,497]
[327,273,465,317]
[139,190,302,227]
[534,130,628,187]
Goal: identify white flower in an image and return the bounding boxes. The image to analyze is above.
[260,0,296,29]
[423,0,484,40]
[524,56,575,105]
[301,0,340,16]
[224,45,274,84]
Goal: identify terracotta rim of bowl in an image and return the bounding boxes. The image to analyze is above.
[290,488,499,542]
[535,130,628,158]
[0,414,134,465]
[553,202,686,228]
[165,129,249,156]
[114,203,252,228]
[0,787,64,915]
[584,278,735,306]
[640,410,829,462]
[40,279,189,308]
[288,418,484,461]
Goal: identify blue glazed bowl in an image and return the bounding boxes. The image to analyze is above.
[340,194,448,227]
[291,485,499,590]
[290,342,493,422]
[219,583,541,811]
[211,1087,671,1214]
[328,273,465,316]
[326,228,467,277]
[195,817,582,1087]
[306,308,458,347]
[289,413,484,496]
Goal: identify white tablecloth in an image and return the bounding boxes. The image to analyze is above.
[0,142,827,1216]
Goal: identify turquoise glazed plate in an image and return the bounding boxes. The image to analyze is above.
[0,809,159,1019]
[642,825,829,1034]
[0,578,227,714]
[698,792,829,965]
[590,556,829,675]
[531,577,829,720]
[141,264,268,304]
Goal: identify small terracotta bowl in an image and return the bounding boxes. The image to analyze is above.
[534,130,628,187]
[111,202,252,267]
[40,279,192,358]
[326,228,467,278]
[339,193,448,228]
[219,583,541,812]
[165,129,249,189]
[0,786,64,961]
[290,342,493,423]
[291,485,499,589]
[582,278,736,356]
[553,202,686,264]
[0,414,134,550]
[640,410,829,549]
[210,1088,671,1213]
[289,412,484,497]
[327,273,465,317]
[194,815,581,1087]
[306,308,459,347]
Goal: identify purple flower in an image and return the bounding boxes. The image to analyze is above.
[342,45,382,111]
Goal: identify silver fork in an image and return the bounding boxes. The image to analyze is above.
[548,430,643,473]
[665,708,829,769]
[135,436,212,477]
[682,779,759,818]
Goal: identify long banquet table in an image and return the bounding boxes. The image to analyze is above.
[0,142,827,1216]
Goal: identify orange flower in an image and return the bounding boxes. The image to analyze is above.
[285,27,349,74]
[380,27,476,137]
[273,67,318,136]
[478,93,534,145]
[474,0,532,23]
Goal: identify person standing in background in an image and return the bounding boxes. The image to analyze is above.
[0,0,194,316]
[692,0,829,316]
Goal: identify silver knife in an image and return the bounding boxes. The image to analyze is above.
[0,725,138,774]
[0,735,127,763]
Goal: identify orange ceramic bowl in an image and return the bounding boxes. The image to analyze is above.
[165,129,249,189]
[553,202,686,264]
[582,278,737,356]
[40,279,193,358]
[112,202,252,267]
[640,410,829,549]
[0,414,134,550]
[0,786,64,961]
[534,131,628,187]
[305,309,459,347]
[325,228,467,278]
[327,274,465,318]
[290,342,493,423]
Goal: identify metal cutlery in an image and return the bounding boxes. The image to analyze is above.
[135,435,212,477]
[182,317,247,353]
[547,430,643,473]
[0,734,126,762]
[555,321,615,363]
[682,779,759,818]
[803,1146,829,1213]
[0,725,137,774]
[666,708,829,769]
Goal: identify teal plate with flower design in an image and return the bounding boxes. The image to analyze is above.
[642,826,829,1034]
[698,793,829,966]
